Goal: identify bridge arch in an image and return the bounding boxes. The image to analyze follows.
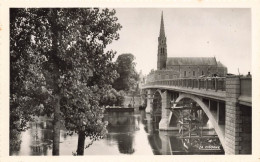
[174,93,226,151]
[152,89,163,98]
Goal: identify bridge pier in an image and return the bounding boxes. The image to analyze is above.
[159,90,171,130]
[159,91,178,131]
[146,89,154,113]
[225,77,251,154]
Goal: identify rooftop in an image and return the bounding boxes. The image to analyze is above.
[166,57,217,66]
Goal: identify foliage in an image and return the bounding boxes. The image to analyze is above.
[10,8,49,131]
[10,8,122,153]
[100,87,125,106]
[60,85,108,137]
[113,53,139,92]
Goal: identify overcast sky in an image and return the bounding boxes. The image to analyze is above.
[106,8,251,75]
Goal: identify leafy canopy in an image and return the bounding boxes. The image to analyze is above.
[113,53,139,92]
[10,8,122,142]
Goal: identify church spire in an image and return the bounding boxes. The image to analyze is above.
[159,11,165,37]
[157,11,167,70]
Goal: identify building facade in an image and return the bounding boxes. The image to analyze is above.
[147,12,227,83]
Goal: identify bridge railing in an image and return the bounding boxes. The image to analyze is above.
[144,77,226,91]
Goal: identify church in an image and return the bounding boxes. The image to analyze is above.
[146,12,227,82]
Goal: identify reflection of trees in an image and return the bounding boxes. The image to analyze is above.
[42,129,53,144]
[105,112,135,133]
[104,112,136,154]
[10,118,54,156]
[39,120,53,130]
[10,129,22,155]
[117,134,135,154]
[141,112,162,155]
[146,118,162,155]
[29,120,53,155]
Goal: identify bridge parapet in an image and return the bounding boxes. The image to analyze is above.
[142,77,252,102]
[143,77,226,92]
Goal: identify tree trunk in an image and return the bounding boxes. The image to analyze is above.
[49,9,61,156]
[52,95,61,155]
[76,131,86,155]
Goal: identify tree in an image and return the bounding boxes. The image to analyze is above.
[10,8,122,155]
[113,53,139,92]
[100,87,125,106]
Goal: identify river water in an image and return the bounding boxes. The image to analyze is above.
[10,110,224,155]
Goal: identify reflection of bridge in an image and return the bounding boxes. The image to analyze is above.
[141,76,252,154]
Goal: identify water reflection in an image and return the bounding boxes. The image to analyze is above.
[9,130,22,155]
[105,112,135,154]
[28,121,53,155]
[10,110,224,155]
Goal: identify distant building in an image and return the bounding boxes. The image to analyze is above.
[138,70,146,87]
[147,12,227,82]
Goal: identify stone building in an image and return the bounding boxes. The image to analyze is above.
[147,12,227,83]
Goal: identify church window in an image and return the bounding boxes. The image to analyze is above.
[161,48,164,54]
[184,71,186,77]
[202,71,204,75]
[193,71,195,76]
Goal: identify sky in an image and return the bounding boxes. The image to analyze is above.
[106,8,251,76]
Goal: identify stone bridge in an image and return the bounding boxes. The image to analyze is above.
[141,76,252,155]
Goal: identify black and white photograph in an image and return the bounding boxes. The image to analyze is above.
[1,1,260,161]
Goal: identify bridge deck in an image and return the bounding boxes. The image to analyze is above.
[142,77,251,106]
[143,85,226,101]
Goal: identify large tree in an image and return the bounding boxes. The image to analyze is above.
[113,53,139,92]
[10,8,122,155]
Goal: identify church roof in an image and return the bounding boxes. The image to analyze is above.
[217,61,226,67]
[166,57,217,66]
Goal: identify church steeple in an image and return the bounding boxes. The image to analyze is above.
[157,11,167,70]
[159,11,165,38]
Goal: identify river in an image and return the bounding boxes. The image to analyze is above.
[10,110,224,155]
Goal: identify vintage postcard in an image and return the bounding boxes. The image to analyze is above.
[0,0,260,162]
